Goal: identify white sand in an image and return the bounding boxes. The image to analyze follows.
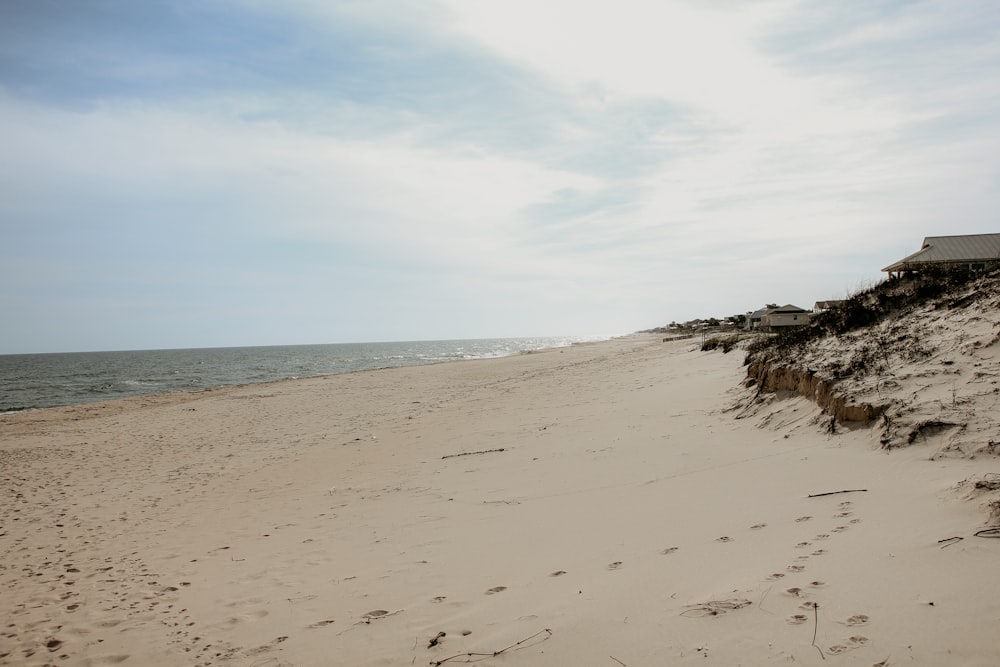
[2,335,998,666]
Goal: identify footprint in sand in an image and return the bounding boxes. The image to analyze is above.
[835,511,853,518]
[607,562,623,570]
[750,523,767,530]
[660,547,679,555]
[485,586,507,594]
[787,564,806,573]
[795,542,812,549]
[831,526,849,533]
[430,596,447,603]
[715,536,733,543]
[811,549,828,556]
[549,570,567,577]
[765,573,785,581]
[245,636,288,656]
[784,587,804,597]
[799,601,819,610]
[849,518,862,524]
[786,614,809,625]
[827,637,868,655]
[795,516,813,523]
[844,614,870,626]
[809,581,826,588]
[814,534,830,540]
[307,620,335,629]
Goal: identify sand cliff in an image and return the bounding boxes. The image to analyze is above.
[736,271,1000,455]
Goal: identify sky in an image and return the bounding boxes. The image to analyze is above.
[2,0,999,353]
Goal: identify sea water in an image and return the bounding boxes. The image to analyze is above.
[0,337,604,413]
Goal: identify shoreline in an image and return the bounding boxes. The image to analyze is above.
[0,335,631,424]
[2,335,997,665]
[0,336,614,415]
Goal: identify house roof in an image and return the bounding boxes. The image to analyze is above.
[882,233,1000,272]
[750,304,806,318]
[768,304,808,314]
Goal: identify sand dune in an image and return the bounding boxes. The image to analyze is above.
[2,335,999,666]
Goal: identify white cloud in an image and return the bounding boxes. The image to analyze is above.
[0,94,605,277]
[4,0,1000,350]
[439,0,866,136]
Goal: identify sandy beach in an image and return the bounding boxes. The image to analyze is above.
[2,335,999,666]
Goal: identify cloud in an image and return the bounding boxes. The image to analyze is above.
[440,1,782,112]
[0,89,620,340]
[2,0,1000,351]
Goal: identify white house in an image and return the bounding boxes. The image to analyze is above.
[746,304,811,330]
[762,304,811,329]
[814,300,845,312]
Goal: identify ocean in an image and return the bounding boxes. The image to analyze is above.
[0,337,604,413]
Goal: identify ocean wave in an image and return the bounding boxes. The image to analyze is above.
[0,336,612,410]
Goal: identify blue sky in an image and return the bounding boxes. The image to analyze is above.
[2,0,999,353]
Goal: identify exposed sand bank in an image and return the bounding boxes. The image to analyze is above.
[2,335,998,666]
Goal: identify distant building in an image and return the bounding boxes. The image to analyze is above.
[882,233,1000,278]
[763,304,811,329]
[746,306,770,330]
[814,300,845,312]
[746,304,811,330]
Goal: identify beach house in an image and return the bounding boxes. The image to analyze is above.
[882,233,1000,278]
[762,304,811,329]
[746,304,811,330]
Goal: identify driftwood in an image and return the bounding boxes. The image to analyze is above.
[680,598,751,618]
[430,628,552,665]
[811,603,825,660]
[938,536,964,548]
[907,420,959,445]
[807,489,868,498]
[355,609,404,625]
[442,448,506,460]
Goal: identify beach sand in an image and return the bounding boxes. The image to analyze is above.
[2,335,998,666]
